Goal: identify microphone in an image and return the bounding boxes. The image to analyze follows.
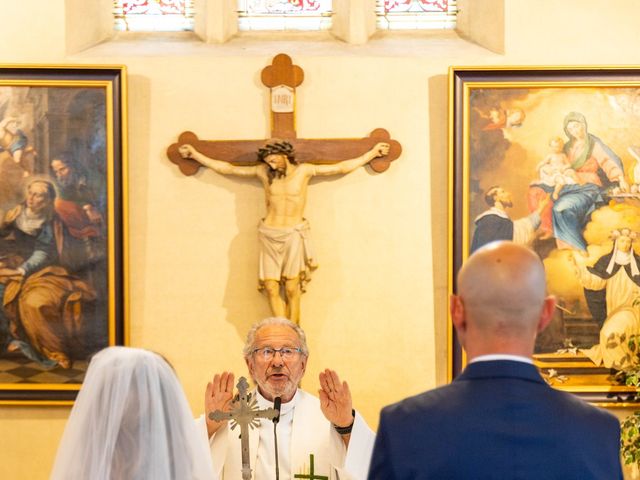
[273,396,282,424]
[273,396,282,480]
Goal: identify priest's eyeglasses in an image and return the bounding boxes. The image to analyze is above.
[252,346,303,361]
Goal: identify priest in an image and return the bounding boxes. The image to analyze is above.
[196,317,374,479]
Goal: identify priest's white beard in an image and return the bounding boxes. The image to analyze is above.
[256,377,297,401]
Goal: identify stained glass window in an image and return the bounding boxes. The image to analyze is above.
[377,0,456,30]
[237,0,332,31]
[114,0,195,31]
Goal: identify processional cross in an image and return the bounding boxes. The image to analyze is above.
[167,53,401,323]
[208,377,278,480]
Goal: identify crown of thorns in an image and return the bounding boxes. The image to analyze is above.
[257,140,295,161]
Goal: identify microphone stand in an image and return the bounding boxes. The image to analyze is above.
[273,397,282,480]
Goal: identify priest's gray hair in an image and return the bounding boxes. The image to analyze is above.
[243,317,309,358]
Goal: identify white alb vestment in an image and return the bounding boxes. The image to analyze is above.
[196,389,375,480]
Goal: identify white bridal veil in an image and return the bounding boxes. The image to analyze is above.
[50,346,214,480]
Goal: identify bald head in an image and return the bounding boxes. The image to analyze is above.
[452,241,554,358]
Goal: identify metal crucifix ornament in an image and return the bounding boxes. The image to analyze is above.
[208,376,279,480]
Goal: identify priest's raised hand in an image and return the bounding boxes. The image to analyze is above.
[319,368,355,446]
[204,371,235,438]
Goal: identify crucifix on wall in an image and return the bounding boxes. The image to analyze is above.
[167,53,401,324]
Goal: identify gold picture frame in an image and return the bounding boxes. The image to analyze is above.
[448,66,640,404]
[0,65,128,404]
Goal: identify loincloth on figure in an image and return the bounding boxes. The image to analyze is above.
[258,219,318,293]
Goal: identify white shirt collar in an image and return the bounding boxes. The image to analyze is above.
[469,353,533,365]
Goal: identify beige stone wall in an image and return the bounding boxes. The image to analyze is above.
[1,1,640,478]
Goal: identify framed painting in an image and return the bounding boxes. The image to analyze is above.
[449,66,640,404]
[0,65,128,404]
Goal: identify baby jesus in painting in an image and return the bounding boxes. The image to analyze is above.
[528,136,579,240]
[536,136,579,200]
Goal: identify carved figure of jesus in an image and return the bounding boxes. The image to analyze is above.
[179,139,390,323]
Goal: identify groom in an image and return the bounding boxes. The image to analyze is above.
[369,241,623,479]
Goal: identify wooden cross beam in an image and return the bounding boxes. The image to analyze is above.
[166,53,401,174]
[261,52,304,139]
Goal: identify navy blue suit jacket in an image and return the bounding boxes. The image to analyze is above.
[368,360,623,480]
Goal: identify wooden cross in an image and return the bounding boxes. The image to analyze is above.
[166,53,401,175]
[209,377,278,480]
[294,454,329,480]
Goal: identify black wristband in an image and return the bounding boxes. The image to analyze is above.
[333,409,355,435]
